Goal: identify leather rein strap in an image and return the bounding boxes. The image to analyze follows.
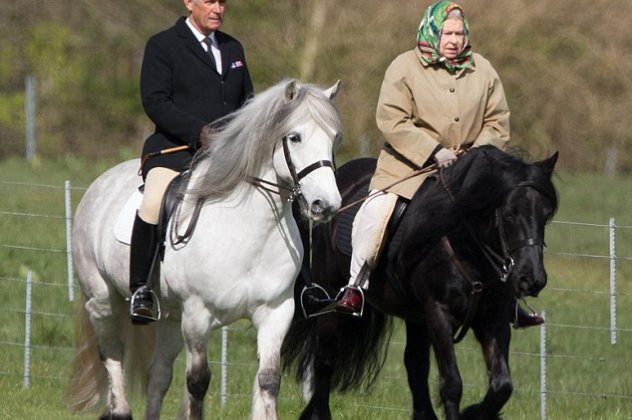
[442,236,486,343]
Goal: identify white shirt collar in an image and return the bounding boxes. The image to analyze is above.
[185,17,216,45]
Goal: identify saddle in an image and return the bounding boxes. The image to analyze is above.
[331,160,409,262]
[156,170,193,258]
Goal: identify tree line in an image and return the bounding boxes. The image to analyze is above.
[1,0,630,174]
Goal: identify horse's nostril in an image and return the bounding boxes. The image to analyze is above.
[311,200,325,214]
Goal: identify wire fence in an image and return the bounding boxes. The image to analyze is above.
[0,179,630,418]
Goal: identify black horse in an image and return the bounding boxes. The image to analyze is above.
[282,145,558,420]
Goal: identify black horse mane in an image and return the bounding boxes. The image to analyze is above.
[426,145,557,215]
[398,145,558,275]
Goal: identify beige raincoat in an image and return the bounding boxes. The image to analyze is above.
[370,49,510,199]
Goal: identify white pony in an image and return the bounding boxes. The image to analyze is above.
[67,79,343,420]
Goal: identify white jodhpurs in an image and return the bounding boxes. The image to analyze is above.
[348,190,399,288]
[138,167,179,225]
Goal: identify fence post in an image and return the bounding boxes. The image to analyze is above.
[65,180,75,302]
[23,271,32,390]
[609,218,617,345]
[540,311,547,420]
[221,326,228,407]
[25,75,37,162]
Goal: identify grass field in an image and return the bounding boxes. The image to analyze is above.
[0,156,631,419]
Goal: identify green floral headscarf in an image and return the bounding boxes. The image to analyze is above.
[416,0,474,73]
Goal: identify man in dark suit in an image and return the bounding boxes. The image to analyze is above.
[130,0,254,324]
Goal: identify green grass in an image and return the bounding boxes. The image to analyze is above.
[1,157,631,419]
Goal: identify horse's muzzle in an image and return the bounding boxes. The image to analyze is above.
[516,270,547,298]
[308,199,337,223]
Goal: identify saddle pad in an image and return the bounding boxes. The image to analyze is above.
[332,169,408,260]
[333,186,368,256]
[114,186,143,245]
[113,172,191,247]
[333,190,408,260]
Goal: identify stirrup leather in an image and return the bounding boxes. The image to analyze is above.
[129,286,161,323]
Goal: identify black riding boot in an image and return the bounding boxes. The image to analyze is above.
[129,213,160,325]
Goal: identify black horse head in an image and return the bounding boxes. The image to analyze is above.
[400,145,559,299]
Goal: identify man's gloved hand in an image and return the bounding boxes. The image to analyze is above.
[434,148,458,167]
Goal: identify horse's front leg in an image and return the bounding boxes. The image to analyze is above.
[462,323,513,420]
[145,318,183,419]
[425,301,462,420]
[181,301,212,420]
[252,298,294,420]
[404,321,438,420]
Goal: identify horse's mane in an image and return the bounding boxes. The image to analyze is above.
[399,146,558,268]
[420,145,557,217]
[186,80,342,203]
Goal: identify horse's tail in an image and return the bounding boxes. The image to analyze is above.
[66,294,155,412]
[282,277,393,393]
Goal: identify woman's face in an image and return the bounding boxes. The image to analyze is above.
[439,17,465,59]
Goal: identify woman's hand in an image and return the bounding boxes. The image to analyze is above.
[434,148,457,167]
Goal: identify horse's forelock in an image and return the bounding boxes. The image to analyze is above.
[284,84,342,140]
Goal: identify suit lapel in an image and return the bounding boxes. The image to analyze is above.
[176,17,218,72]
[217,32,231,77]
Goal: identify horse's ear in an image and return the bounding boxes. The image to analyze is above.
[324,80,342,100]
[285,79,300,101]
[535,151,559,177]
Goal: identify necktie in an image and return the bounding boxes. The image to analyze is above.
[202,37,221,74]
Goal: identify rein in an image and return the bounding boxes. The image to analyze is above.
[336,147,467,214]
[442,236,486,343]
[336,163,438,214]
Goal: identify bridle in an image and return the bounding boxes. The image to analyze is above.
[169,134,335,248]
[441,177,546,342]
[248,134,335,205]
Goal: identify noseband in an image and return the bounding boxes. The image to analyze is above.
[249,134,335,204]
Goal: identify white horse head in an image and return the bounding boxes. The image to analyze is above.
[67,79,343,420]
[187,79,342,223]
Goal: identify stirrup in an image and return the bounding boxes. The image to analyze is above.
[300,284,336,318]
[332,286,365,318]
[129,286,161,324]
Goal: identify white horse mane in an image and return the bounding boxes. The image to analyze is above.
[187,79,343,203]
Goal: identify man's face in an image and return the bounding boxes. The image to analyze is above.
[184,0,226,35]
[439,17,465,59]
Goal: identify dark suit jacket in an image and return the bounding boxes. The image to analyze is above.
[140,16,254,177]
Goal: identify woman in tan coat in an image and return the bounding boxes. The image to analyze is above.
[334,0,543,328]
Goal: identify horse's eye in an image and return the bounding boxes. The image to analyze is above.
[287,133,301,143]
